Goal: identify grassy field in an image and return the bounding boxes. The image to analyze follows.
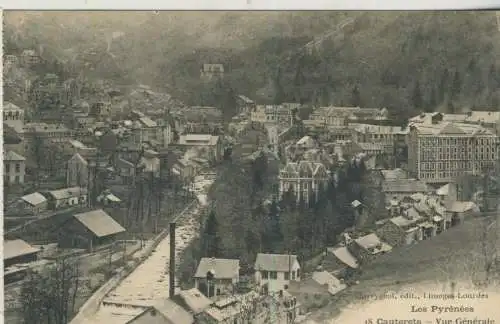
[307,214,500,322]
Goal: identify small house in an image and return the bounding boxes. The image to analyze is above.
[58,209,126,251]
[194,258,240,298]
[347,233,392,264]
[4,239,40,268]
[116,158,136,184]
[4,150,26,185]
[19,192,48,214]
[47,187,87,210]
[126,298,194,324]
[287,271,346,313]
[376,208,425,247]
[323,246,359,278]
[254,253,301,293]
[445,201,480,228]
[171,288,213,316]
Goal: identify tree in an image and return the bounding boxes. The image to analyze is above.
[451,70,462,99]
[273,68,285,105]
[351,84,361,107]
[438,68,450,102]
[412,80,423,110]
[203,209,221,257]
[21,257,81,324]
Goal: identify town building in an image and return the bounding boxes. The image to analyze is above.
[19,192,48,214]
[278,161,329,204]
[407,122,499,184]
[236,94,256,114]
[23,123,74,160]
[346,233,392,264]
[194,257,240,298]
[200,63,224,80]
[322,246,359,278]
[287,271,346,313]
[171,288,213,316]
[116,158,136,185]
[125,298,194,324]
[409,111,500,134]
[176,134,224,163]
[139,149,161,178]
[4,239,40,268]
[4,151,26,185]
[21,49,41,66]
[3,102,25,133]
[4,123,25,156]
[196,291,263,324]
[254,253,301,293]
[46,186,87,210]
[58,209,126,251]
[66,152,110,188]
[310,106,389,126]
[128,115,173,148]
[381,179,430,205]
[172,159,197,182]
[251,104,295,126]
[351,123,407,152]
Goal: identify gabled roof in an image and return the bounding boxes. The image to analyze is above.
[4,150,26,161]
[436,183,450,196]
[173,288,212,315]
[446,201,479,213]
[254,253,299,272]
[354,233,392,254]
[4,101,23,111]
[194,258,240,279]
[382,179,429,193]
[48,187,87,200]
[327,246,359,269]
[4,239,40,260]
[311,271,347,295]
[73,209,126,237]
[21,192,47,206]
[127,299,194,324]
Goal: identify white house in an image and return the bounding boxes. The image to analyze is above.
[254,253,301,293]
[194,257,240,298]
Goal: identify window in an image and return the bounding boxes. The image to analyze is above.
[261,271,269,279]
[5,163,10,173]
[284,272,290,280]
[296,269,300,278]
[291,271,296,280]
[270,271,278,280]
[15,163,20,173]
[14,176,20,184]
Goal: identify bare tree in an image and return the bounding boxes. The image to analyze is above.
[21,257,82,324]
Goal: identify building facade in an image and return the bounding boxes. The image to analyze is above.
[3,102,25,133]
[279,161,329,204]
[408,122,499,184]
[4,151,26,185]
[254,253,301,293]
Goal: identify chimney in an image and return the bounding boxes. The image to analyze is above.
[169,222,176,298]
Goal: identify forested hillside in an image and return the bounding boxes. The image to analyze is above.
[5,11,500,122]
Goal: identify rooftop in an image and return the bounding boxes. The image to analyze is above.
[410,121,495,136]
[194,258,240,279]
[173,288,212,315]
[311,271,347,295]
[254,253,299,272]
[178,134,220,146]
[4,239,40,260]
[326,246,359,269]
[4,101,23,112]
[354,233,392,254]
[21,192,47,206]
[382,179,429,193]
[48,186,87,200]
[73,209,126,237]
[4,150,26,161]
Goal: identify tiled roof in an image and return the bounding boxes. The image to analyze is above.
[254,253,299,272]
[173,288,212,315]
[194,258,240,279]
[4,239,40,260]
[4,150,26,161]
[382,179,429,193]
[74,209,125,237]
[21,192,47,206]
[311,271,347,295]
[48,186,87,200]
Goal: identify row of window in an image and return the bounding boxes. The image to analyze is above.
[5,163,22,173]
[261,269,300,280]
[420,137,497,146]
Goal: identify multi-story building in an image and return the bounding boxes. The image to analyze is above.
[236,94,256,115]
[351,124,407,151]
[200,63,224,80]
[310,106,389,126]
[23,122,74,161]
[408,122,499,184]
[410,111,500,132]
[278,161,329,204]
[3,102,25,133]
[129,116,173,148]
[254,253,301,293]
[176,134,224,163]
[21,49,40,66]
[4,151,26,185]
[251,104,295,126]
